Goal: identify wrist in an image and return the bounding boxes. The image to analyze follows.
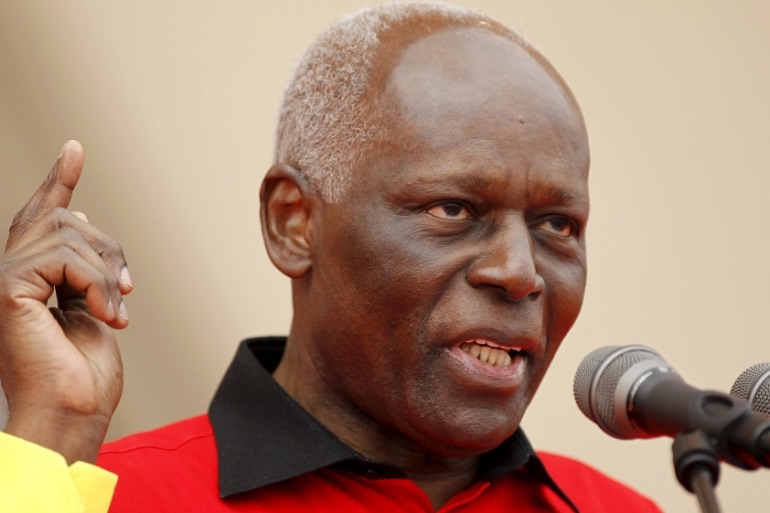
[4,407,110,464]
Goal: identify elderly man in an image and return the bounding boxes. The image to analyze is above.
[0,3,661,512]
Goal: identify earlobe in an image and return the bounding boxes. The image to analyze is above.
[260,163,317,279]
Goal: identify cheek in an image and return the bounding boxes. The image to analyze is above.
[315,218,468,381]
[543,257,587,346]
[331,218,458,311]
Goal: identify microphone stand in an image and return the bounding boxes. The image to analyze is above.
[672,430,723,513]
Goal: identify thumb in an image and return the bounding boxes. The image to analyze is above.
[50,140,85,203]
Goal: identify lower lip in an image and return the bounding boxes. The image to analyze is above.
[447,346,528,392]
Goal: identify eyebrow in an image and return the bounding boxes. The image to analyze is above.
[528,186,588,208]
[404,170,502,191]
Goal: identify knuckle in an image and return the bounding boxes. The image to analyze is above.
[54,244,78,260]
[51,207,73,228]
[58,226,86,244]
[50,209,126,264]
[95,237,125,262]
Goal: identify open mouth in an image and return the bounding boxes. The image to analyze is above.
[459,340,523,367]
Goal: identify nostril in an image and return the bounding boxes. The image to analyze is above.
[503,274,544,302]
[526,289,543,301]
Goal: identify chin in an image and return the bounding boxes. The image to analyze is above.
[414,409,522,458]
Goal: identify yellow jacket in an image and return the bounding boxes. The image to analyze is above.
[0,432,116,513]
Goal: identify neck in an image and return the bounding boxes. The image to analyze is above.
[273,341,482,509]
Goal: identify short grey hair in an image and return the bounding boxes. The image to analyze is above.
[274,2,531,202]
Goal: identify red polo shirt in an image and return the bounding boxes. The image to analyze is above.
[98,338,662,512]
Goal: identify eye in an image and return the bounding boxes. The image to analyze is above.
[539,216,579,238]
[426,202,472,220]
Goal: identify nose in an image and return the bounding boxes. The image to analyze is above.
[467,218,544,301]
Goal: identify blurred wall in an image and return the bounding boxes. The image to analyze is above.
[1,1,769,511]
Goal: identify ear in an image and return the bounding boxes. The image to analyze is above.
[260,163,319,279]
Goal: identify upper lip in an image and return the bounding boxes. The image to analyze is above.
[451,326,541,353]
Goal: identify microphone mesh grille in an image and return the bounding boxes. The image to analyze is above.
[730,362,770,416]
[756,386,770,417]
[574,346,621,420]
[574,345,663,438]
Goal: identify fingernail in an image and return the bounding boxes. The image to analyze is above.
[72,211,89,223]
[120,267,133,289]
[119,300,129,321]
[58,141,69,159]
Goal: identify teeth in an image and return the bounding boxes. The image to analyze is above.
[460,341,517,367]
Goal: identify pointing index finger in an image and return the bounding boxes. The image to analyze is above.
[7,140,85,250]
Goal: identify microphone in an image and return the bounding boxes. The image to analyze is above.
[731,362,770,416]
[574,345,770,470]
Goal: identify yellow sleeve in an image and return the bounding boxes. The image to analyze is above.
[0,431,117,513]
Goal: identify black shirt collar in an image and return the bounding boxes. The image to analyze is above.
[209,337,577,511]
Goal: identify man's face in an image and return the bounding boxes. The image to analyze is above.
[304,28,589,457]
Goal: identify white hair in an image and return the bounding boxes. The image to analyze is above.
[274,2,532,202]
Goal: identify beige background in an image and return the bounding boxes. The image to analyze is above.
[2,1,769,511]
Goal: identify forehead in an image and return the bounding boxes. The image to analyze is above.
[354,27,589,193]
[395,30,584,147]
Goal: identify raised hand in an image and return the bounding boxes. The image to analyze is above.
[0,141,132,464]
